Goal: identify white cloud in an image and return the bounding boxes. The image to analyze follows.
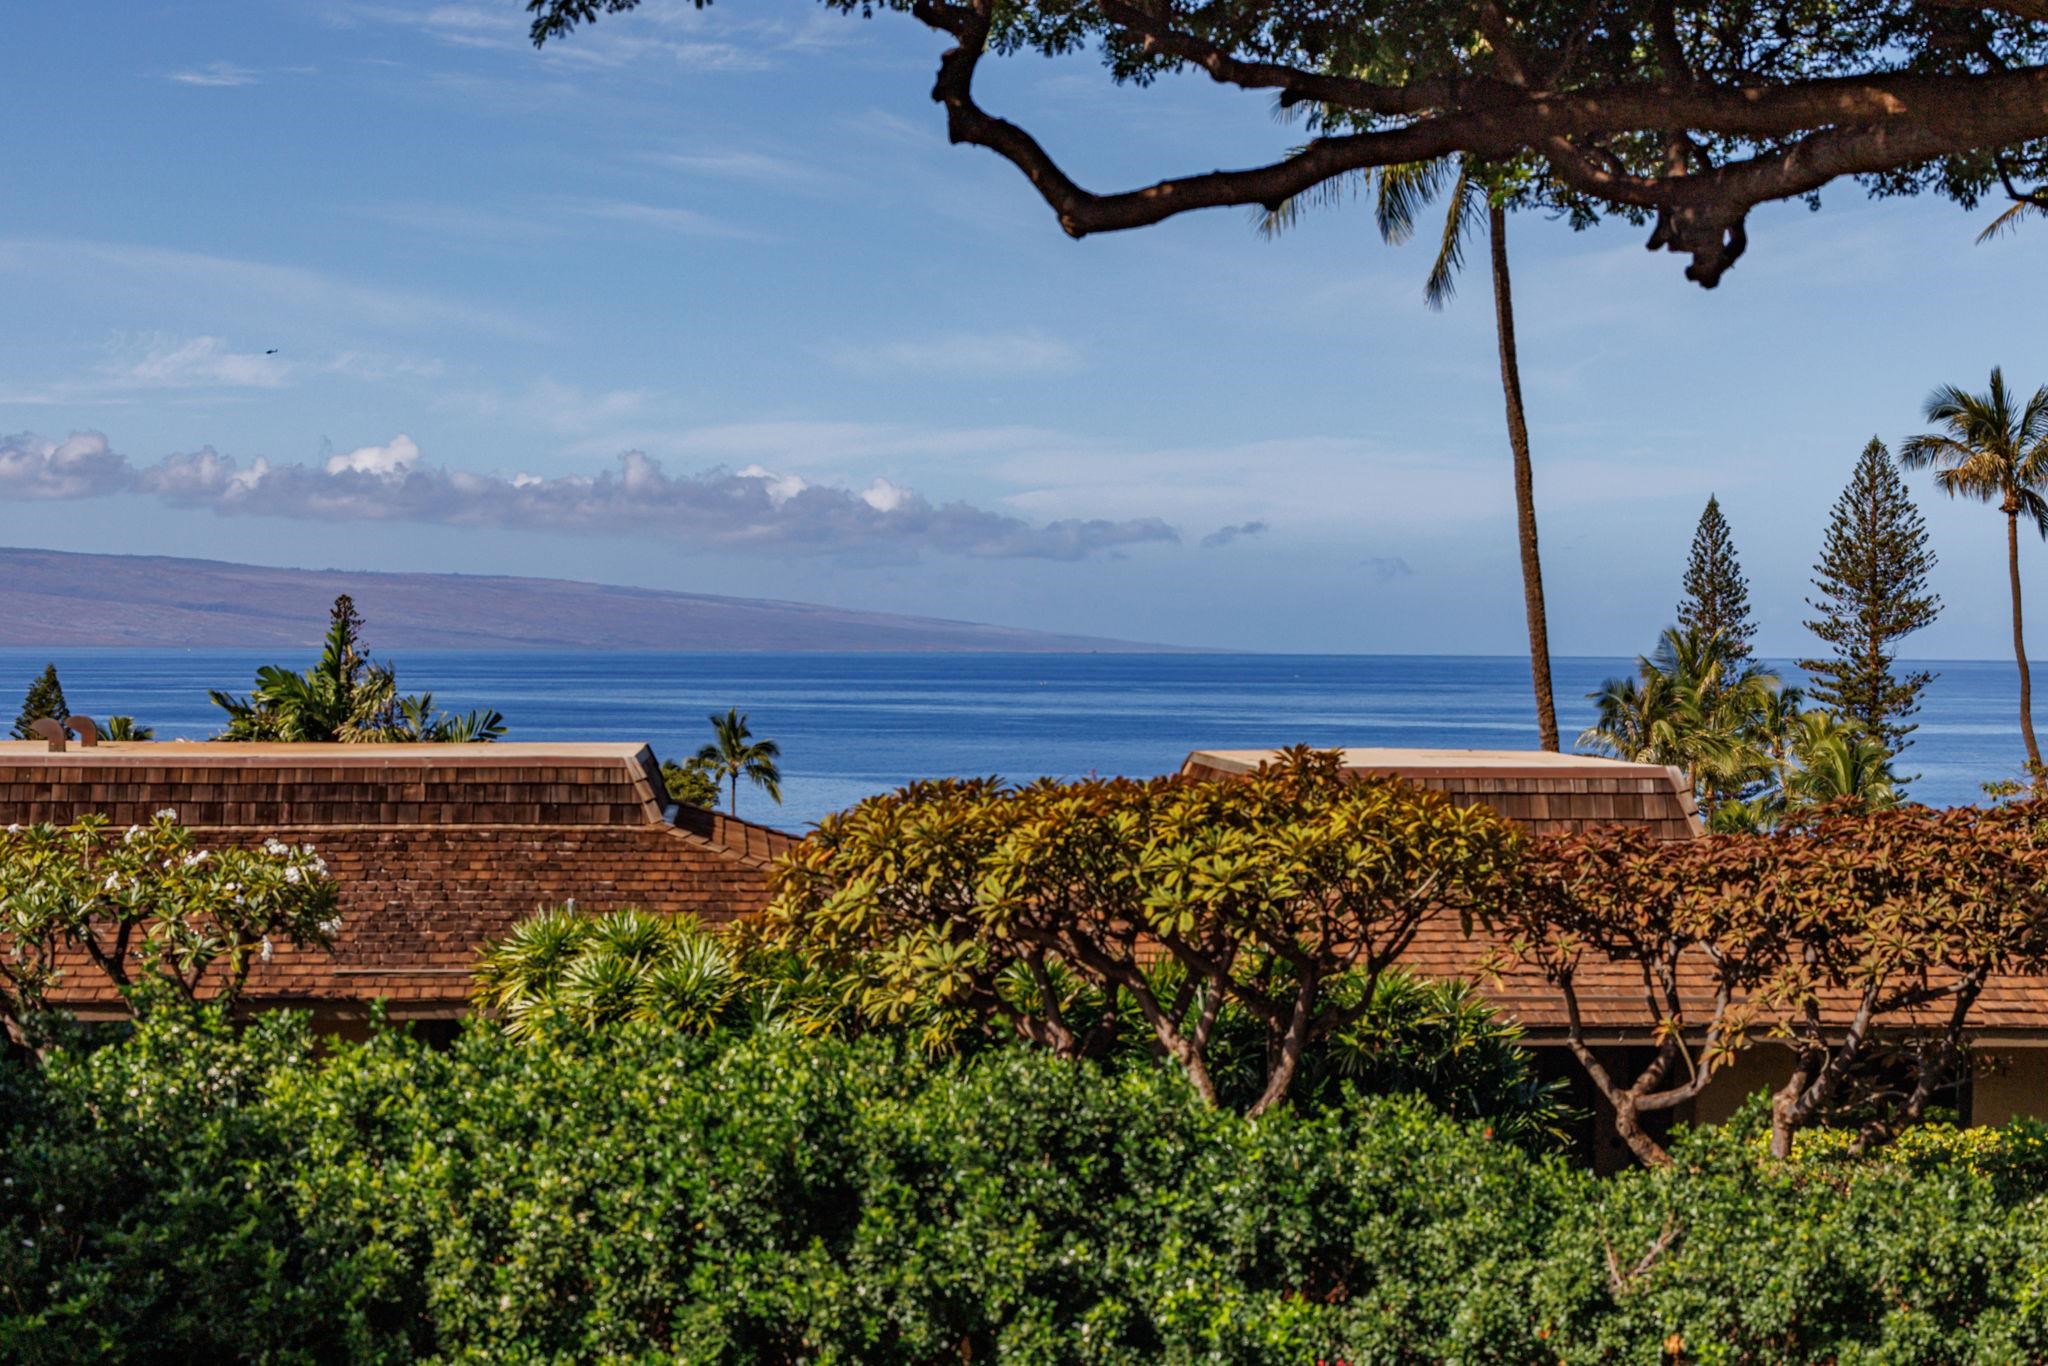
[116,335,290,390]
[574,200,752,239]
[0,238,533,339]
[828,330,1081,378]
[166,62,262,87]
[325,434,421,477]
[339,0,781,71]
[0,429,1178,562]
[861,478,913,513]
[638,149,827,188]
[0,432,131,499]
[735,463,809,506]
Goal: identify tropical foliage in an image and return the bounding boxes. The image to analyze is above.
[1901,368,2048,783]
[1500,802,2048,1163]
[475,902,1570,1146]
[660,755,722,809]
[1578,625,1822,825]
[13,1011,2048,1362]
[102,715,153,741]
[764,748,1520,1115]
[473,906,825,1039]
[209,594,506,743]
[0,811,338,1047]
[1583,490,1903,828]
[694,707,781,815]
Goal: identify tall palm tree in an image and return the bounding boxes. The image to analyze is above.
[1901,369,2048,780]
[695,708,782,816]
[1262,156,1559,749]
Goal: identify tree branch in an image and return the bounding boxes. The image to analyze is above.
[911,0,2048,286]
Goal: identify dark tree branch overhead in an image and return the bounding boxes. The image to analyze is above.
[531,0,2048,285]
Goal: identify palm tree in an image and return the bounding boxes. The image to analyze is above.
[1261,157,1559,750]
[695,708,782,816]
[210,595,505,743]
[1579,626,1782,817]
[1781,711,1898,811]
[1900,369,2048,780]
[103,715,153,741]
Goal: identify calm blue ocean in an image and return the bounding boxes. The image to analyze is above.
[0,650,2033,830]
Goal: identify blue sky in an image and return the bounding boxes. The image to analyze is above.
[0,0,2043,656]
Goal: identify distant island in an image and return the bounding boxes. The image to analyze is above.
[0,547,1191,652]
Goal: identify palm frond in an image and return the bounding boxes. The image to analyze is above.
[1423,161,1482,312]
[1977,198,2048,244]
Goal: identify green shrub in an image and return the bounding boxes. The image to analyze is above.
[12,1011,2048,1363]
[0,1008,372,1364]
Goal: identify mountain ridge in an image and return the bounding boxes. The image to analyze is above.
[0,547,1194,652]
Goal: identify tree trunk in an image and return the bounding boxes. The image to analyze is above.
[2009,509,2044,781]
[1611,1094,1672,1168]
[1769,1080,1805,1160]
[729,770,738,816]
[1488,204,1560,752]
[1247,976,1317,1118]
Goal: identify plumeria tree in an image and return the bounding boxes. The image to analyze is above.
[766,748,1521,1115]
[1499,802,2048,1164]
[0,811,340,1049]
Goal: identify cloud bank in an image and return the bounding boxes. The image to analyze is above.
[0,430,1177,562]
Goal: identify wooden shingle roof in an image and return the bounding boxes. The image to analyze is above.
[1179,748,2048,1040]
[1179,747,1704,840]
[0,742,795,1019]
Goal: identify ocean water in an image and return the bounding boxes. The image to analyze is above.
[0,649,2035,831]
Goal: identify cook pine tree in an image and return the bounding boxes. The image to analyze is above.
[1678,496,1757,668]
[11,663,69,740]
[1799,439,1941,780]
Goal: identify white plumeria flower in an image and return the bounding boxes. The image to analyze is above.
[102,873,120,893]
[317,917,343,937]
[4,823,18,835]
[153,808,177,821]
[259,936,273,964]
[264,838,287,856]
[285,865,302,884]
[182,850,209,868]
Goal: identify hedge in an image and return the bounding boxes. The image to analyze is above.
[8,1012,2048,1363]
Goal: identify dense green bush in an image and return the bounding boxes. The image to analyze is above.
[475,908,1570,1147]
[11,1012,2048,1363]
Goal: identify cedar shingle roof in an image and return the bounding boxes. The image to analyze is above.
[1181,748,2048,1039]
[0,742,795,1019]
[1179,747,1704,840]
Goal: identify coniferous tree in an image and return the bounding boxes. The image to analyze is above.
[1799,439,1941,772]
[1678,496,1757,663]
[11,664,70,740]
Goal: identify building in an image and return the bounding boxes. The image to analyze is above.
[0,740,794,1029]
[10,736,2042,1143]
[1183,747,2048,1152]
